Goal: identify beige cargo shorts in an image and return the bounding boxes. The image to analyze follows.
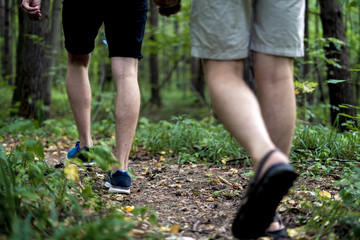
[190,0,305,60]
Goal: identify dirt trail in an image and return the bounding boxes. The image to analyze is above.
[42,142,339,240]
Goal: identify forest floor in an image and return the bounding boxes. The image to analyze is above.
[6,136,341,240]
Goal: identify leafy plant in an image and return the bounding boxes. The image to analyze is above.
[0,138,161,240]
[134,116,247,165]
[305,169,360,240]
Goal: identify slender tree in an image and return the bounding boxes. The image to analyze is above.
[190,57,206,106]
[1,0,13,84]
[303,0,310,79]
[48,0,62,86]
[149,0,161,107]
[12,1,51,120]
[319,0,356,131]
[314,0,325,103]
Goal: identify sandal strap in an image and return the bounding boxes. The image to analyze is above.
[265,212,286,238]
[273,211,283,225]
[245,148,280,197]
[253,148,280,183]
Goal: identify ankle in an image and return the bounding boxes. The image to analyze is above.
[258,151,289,178]
[79,140,93,149]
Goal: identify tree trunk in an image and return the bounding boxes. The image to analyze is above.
[190,57,206,106]
[1,0,13,84]
[0,0,3,33]
[149,0,161,107]
[314,0,325,103]
[48,0,62,89]
[319,0,355,131]
[303,0,310,80]
[12,1,51,120]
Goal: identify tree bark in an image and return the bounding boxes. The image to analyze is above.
[48,0,62,88]
[12,1,51,120]
[190,57,206,106]
[1,0,13,84]
[319,0,356,131]
[303,0,310,80]
[149,0,161,107]
[314,0,325,103]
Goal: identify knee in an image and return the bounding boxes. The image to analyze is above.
[111,57,138,80]
[67,53,91,68]
[203,59,245,89]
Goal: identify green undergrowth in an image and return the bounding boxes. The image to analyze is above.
[304,168,360,240]
[1,115,359,175]
[1,115,360,239]
[0,138,160,240]
[292,123,359,177]
[134,116,249,165]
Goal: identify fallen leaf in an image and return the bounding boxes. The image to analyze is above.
[287,227,306,239]
[320,190,331,199]
[121,206,134,213]
[334,193,341,201]
[206,197,215,202]
[160,226,171,232]
[278,205,287,212]
[216,179,220,183]
[64,164,80,183]
[232,182,241,189]
[221,158,227,165]
[170,224,180,234]
[229,168,238,174]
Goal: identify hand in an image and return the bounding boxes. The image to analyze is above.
[153,0,179,8]
[153,0,181,17]
[21,0,42,21]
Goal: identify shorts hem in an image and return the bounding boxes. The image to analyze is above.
[65,47,93,55]
[108,53,143,60]
[191,46,248,60]
[251,44,304,58]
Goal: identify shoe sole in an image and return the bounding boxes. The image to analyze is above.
[232,164,297,239]
[82,162,95,167]
[104,181,130,194]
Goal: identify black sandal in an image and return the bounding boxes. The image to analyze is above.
[232,149,297,239]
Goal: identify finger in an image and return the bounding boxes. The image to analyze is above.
[22,6,40,14]
[21,2,40,13]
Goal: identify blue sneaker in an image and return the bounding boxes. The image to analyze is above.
[104,170,131,194]
[66,141,95,167]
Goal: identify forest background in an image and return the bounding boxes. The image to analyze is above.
[1,0,360,239]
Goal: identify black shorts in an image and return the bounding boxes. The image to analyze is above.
[62,0,148,59]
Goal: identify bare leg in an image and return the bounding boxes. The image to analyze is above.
[203,59,291,233]
[66,53,93,148]
[111,57,140,172]
[202,59,289,174]
[254,53,296,232]
[254,53,296,155]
